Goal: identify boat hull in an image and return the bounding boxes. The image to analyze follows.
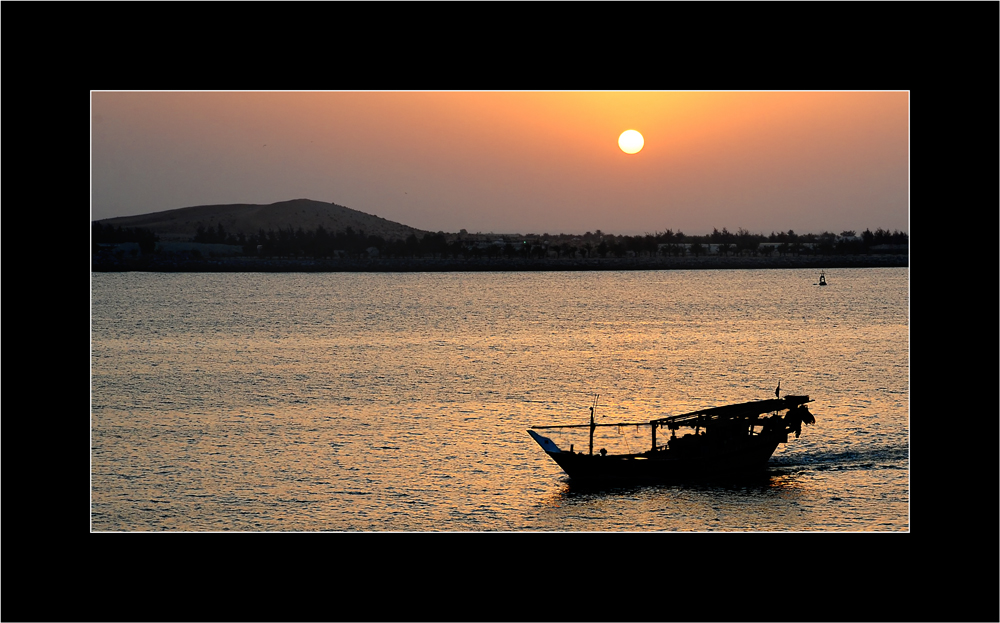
[528,395,814,484]
[541,433,785,484]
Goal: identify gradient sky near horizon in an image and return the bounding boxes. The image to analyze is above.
[91,91,909,236]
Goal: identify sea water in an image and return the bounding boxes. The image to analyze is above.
[91,268,909,531]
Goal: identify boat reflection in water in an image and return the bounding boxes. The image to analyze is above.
[528,393,816,485]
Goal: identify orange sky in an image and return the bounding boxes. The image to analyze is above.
[91,91,908,235]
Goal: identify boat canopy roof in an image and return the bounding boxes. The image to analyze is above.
[531,395,811,431]
[651,395,811,428]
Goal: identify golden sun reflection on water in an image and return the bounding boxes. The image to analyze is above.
[92,269,908,531]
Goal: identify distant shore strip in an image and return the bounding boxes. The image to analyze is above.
[93,254,907,273]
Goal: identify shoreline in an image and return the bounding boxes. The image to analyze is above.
[92,253,908,273]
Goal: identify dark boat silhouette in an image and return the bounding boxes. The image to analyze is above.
[528,394,816,483]
[818,271,827,286]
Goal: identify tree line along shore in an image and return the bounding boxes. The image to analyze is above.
[92,223,908,272]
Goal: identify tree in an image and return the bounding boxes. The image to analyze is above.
[405,234,420,257]
[312,225,330,258]
[736,228,758,256]
[136,228,157,255]
[861,228,874,252]
[420,232,448,258]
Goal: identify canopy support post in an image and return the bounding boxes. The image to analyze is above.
[589,406,595,456]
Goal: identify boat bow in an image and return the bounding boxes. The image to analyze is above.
[527,429,564,454]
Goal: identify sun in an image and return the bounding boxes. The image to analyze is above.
[618,129,644,154]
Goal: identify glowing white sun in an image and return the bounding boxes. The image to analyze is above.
[618,129,644,154]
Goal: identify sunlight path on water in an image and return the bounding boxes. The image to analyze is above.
[91,268,908,531]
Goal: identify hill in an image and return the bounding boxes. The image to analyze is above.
[94,198,433,242]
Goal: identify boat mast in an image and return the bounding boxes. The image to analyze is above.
[589,394,599,456]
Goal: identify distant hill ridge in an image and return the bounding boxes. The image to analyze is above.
[94,198,432,242]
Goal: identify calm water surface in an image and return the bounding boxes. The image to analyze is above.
[91,269,909,531]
